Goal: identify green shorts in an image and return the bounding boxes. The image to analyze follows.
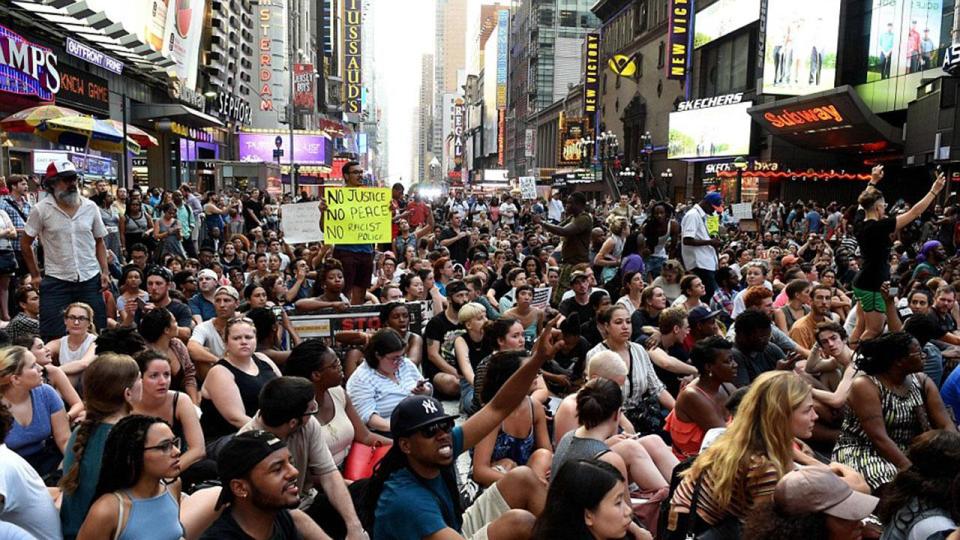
[853,286,886,313]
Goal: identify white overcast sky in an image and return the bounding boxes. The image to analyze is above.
[374,0,437,186]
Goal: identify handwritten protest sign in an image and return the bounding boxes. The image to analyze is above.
[732,203,753,220]
[280,202,323,244]
[532,287,552,309]
[323,187,392,244]
[519,176,537,200]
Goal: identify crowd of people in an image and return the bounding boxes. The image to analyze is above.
[5,158,960,539]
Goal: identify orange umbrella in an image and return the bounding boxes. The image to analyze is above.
[106,120,159,148]
[0,104,81,133]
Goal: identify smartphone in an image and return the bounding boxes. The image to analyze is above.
[271,305,283,319]
[889,286,899,297]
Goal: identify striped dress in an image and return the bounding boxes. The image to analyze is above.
[832,373,925,490]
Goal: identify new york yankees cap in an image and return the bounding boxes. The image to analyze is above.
[390,395,457,438]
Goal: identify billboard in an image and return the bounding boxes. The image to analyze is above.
[496,9,508,107]
[668,101,753,159]
[558,116,588,166]
[293,64,315,115]
[694,0,760,48]
[761,0,841,96]
[0,24,60,100]
[344,0,362,114]
[584,33,600,114]
[667,0,691,79]
[238,133,329,165]
[866,0,944,81]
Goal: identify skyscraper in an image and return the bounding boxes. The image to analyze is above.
[434,0,467,167]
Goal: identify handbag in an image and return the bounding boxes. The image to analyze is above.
[662,474,742,540]
[343,441,392,481]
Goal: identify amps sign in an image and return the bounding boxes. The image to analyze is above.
[0,24,60,100]
[667,0,691,79]
[344,0,362,114]
[584,33,600,114]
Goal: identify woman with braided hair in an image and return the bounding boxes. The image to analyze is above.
[76,415,184,540]
[59,353,142,540]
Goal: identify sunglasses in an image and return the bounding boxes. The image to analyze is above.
[417,419,455,438]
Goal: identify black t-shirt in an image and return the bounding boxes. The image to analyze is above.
[937,309,958,335]
[199,507,302,540]
[558,297,595,327]
[630,309,661,342]
[543,336,591,389]
[491,277,511,300]
[135,298,193,328]
[580,320,604,349]
[656,342,691,397]
[853,217,895,291]
[243,199,263,230]
[424,312,462,377]
[440,227,470,264]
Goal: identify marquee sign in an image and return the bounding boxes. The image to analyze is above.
[344,0,362,114]
[0,24,60,100]
[584,33,600,114]
[667,0,690,79]
[258,5,275,112]
[453,97,465,166]
[761,105,844,129]
[677,93,744,111]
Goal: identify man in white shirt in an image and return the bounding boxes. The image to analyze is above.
[500,196,518,230]
[189,285,239,372]
[22,161,110,340]
[546,190,564,223]
[681,191,723,300]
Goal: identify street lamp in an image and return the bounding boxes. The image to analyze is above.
[659,168,673,201]
[733,156,749,202]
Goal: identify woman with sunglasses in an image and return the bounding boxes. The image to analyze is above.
[75,415,184,540]
[47,303,98,391]
[131,350,204,473]
[199,317,281,442]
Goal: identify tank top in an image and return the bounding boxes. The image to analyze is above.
[319,386,355,468]
[665,385,726,459]
[200,355,278,441]
[124,212,148,235]
[779,304,810,330]
[491,397,536,465]
[653,229,671,259]
[59,334,97,367]
[114,489,183,540]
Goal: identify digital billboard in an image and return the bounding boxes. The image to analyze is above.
[694,0,760,49]
[866,0,943,81]
[558,116,588,166]
[668,102,752,159]
[761,0,841,96]
[238,133,329,165]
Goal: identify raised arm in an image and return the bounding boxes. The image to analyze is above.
[895,172,944,231]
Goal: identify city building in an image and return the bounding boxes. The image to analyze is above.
[434,0,466,167]
[415,53,436,183]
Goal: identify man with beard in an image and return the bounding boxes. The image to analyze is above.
[200,431,309,539]
[424,280,469,397]
[22,161,110,341]
[239,377,368,540]
[189,268,220,323]
[134,266,194,340]
[189,285,239,377]
[368,324,565,540]
[788,284,841,350]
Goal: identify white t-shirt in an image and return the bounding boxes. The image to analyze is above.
[190,319,226,358]
[500,202,518,225]
[0,444,62,539]
[680,204,718,272]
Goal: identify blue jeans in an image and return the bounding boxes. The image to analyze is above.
[459,378,477,417]
[39,274,106,341]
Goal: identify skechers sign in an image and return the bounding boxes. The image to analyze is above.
[65,38,123,75]
[677,93,744,111]
[0,24,60,100]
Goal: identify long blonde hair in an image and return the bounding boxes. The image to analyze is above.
[0,346,31,393]
[683,371,810,508]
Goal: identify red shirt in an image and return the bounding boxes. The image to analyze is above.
[407,201,431,228]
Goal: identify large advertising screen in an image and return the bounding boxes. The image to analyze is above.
[866,0,943,81]
[238,133,329,165]
[694,0,760,49]
[761,0,841,96]
[668,102,752,159]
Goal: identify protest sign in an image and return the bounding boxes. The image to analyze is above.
[289,302,425,340]
[280,202,323,244]
[519,176,537,200]
[532,287,552,309]
[732,203,753,220]
[323,187,392,244]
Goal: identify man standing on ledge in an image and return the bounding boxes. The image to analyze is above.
[22,161,110,340]
[533,192,593,305]
[331,161,373,305]
[682,191,724,300]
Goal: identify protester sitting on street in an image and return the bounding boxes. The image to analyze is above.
[671,274,708,311]
[283,339,391,469]
[788,284,842,350]
[188,285,239,380]
[531,459,644,540]
[295,259,351,312]
[773,279,811,333]
[199,316,281,442]
[140,307,198,403]
[471,350,552,488]
[832,332,955,490]
[347,328,431,434]
[630,285,668,343]
[131,350,205,473]
[0,400,63,539]
[731,261,771,319]
[5,285,39,343]
[15,334,84,422]
[616,270,645,317]
[75,415,184,540]
[665,336,738,459]
[553,377,677,496]
[60,353,142,540]
[503,284,546,349]
[47,302,98,390]
[730,309,794,386]
[0,345,70,478]
[453,302,492,415]
[742,465,878,540]
[665,372,819,538]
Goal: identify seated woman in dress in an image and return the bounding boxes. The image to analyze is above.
[832,332,955,491]
[283,339,391,468]
[346,328,431,434]
[47,302,98,390]
[199,316,281,442]
[472,350,552,488]
[665,336,738,459]
[0,345,70,478]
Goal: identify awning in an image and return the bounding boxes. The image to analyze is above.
[131,103,224,129]
[748,86,901,154]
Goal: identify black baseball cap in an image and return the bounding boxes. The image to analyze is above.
[445,280,468,297]
[688,306,722,324]
[214,430,288,509]
[390,395,457,439]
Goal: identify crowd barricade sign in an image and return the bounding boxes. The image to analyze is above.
[289,301,426,341]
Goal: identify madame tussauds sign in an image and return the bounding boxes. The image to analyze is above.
[0,24,60,101]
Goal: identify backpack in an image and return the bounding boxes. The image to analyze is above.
[440,329,466,370]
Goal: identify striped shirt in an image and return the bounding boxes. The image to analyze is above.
[346,358,430,424]
[0,195,31,252]
[669,454,780,526]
